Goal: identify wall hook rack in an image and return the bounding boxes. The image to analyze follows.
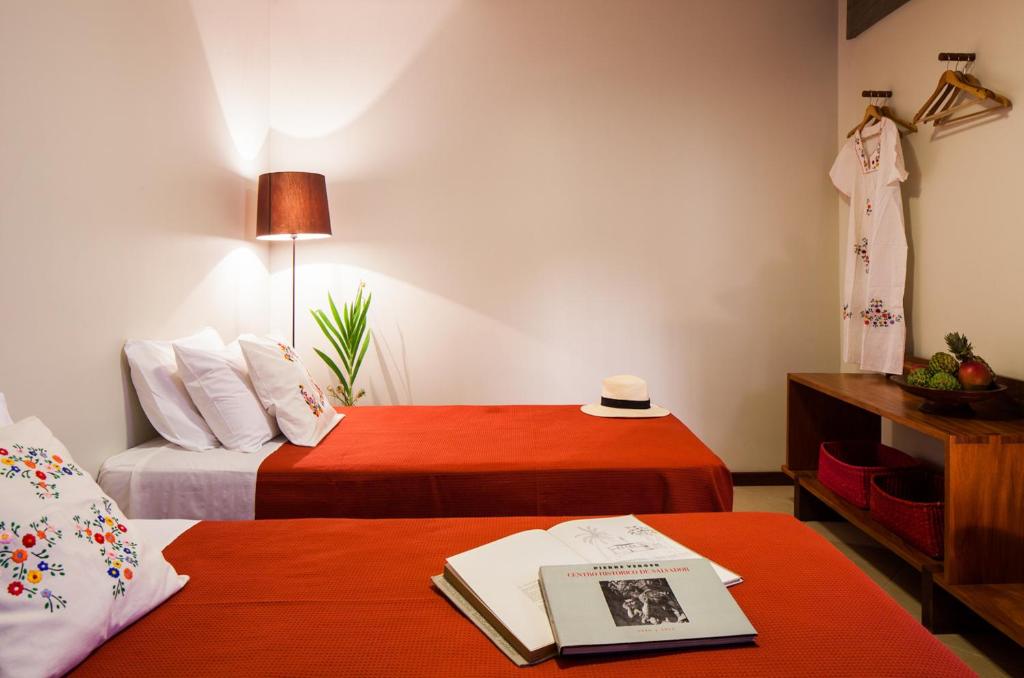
[862,90,892,98]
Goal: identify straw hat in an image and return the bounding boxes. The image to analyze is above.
[581,375,670,418]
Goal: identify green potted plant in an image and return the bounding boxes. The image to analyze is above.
[310,283,371,406]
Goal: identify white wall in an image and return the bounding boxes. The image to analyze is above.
[263,0,840,471]
[0,1,269,474]
[837,0,1024,464]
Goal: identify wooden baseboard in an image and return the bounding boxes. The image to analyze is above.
[732,471,791,486]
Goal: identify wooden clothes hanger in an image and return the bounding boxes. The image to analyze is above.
[934,72,1011,125]
[913,60,1011,125]
[846,100,917,138]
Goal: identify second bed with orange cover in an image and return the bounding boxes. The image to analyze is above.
[256,405,734,518]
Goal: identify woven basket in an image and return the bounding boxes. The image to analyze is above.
[870,471,945,559]
[817,441,919,509]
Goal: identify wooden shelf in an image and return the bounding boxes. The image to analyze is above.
[785,370,1024,646]
[795,472,943,573]
[934,580,1024,647]
[789,372,1024,444]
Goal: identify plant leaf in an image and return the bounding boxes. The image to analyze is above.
[353,334,371,377]
[328,294,346,345]
[310,309,344,357]
[313,348,348,392]
[318,309,351,365]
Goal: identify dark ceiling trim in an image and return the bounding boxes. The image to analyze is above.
[847,0,912,39]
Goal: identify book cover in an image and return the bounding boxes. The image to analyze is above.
[539,558,756,656]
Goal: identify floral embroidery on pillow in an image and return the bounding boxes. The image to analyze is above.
[73,499,139,599]
[279,343,298,362]
[861,298,904,328]
[1,517,68,612]
[299,384,326,417]
[0,445,85,500]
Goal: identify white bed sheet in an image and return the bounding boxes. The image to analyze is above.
[98,437,284,520]
[130,519,199,552]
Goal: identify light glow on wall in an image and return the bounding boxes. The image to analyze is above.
[190,0,457,173]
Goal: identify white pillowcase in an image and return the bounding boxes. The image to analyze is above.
[238,335,342,446]
[0,392,12,427]
[0,417,187,677]
[174,341,279,452]
[125,328,223,450]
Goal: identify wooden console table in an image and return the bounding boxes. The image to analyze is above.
[783,372,1024,646]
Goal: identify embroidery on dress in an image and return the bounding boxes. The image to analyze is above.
[0,445,85,500]
[860,298,903,327]
[854,238,870,273]
[865,198,873,216]
[854,133,882,174]
[73,498,138,599]
[278,343,298,362]
[1,517,67,612]
[841,304,853,320]
[299,384,326,418]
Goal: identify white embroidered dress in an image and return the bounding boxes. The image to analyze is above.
[829,117,908,374]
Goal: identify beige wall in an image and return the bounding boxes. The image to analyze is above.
[837,0,1024,463]
[0,2,269,474]
[1,1,842,475]
[263,0,840,471]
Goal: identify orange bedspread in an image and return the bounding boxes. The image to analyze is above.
[72,513,972,677]
[255,405,733,518]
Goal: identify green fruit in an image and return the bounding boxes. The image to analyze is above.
[906,368,934,387]
[927,372,961,391]
[928,352,959,375]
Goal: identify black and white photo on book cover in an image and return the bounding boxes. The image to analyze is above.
[600,578,689,627]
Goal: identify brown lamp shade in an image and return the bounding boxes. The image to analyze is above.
[256,172,332,240]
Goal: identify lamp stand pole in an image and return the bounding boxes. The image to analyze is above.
[291,235,297,347]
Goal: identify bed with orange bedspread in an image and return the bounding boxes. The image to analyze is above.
[255,405,733,518]
[71,512,971,677]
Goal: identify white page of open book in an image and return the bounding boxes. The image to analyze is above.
[446,529,582,652]
[547,515,742,586]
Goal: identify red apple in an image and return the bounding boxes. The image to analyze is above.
[958,360,993,390]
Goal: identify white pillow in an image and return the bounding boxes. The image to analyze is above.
[0,417,187,677]
[238,335,342,446]
[174,341,279,452]
[0,392,12,427]
[125,328,224,450]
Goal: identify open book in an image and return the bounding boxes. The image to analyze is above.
[441,515,741,664]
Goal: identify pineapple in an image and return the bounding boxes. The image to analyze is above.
[945,332,995,377]
[928,351,958,375]
[945,332,977,362]
[945,331,995,389]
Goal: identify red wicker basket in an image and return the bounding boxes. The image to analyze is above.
[817,441,919,508]
[870,471,944,559]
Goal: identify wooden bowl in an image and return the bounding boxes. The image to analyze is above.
[889,375,1007,415]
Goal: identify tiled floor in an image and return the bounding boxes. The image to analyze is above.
[733,485,1024,678]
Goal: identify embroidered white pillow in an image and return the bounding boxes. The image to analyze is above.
[238,335,342,446]
[0,392,12,427]
[173,341,279,452]
[0,417,187,677]
[125,327,224,450]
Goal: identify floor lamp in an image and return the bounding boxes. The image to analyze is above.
[256,172,333,346]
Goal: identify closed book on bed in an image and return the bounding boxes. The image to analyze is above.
[539,558,756,656]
